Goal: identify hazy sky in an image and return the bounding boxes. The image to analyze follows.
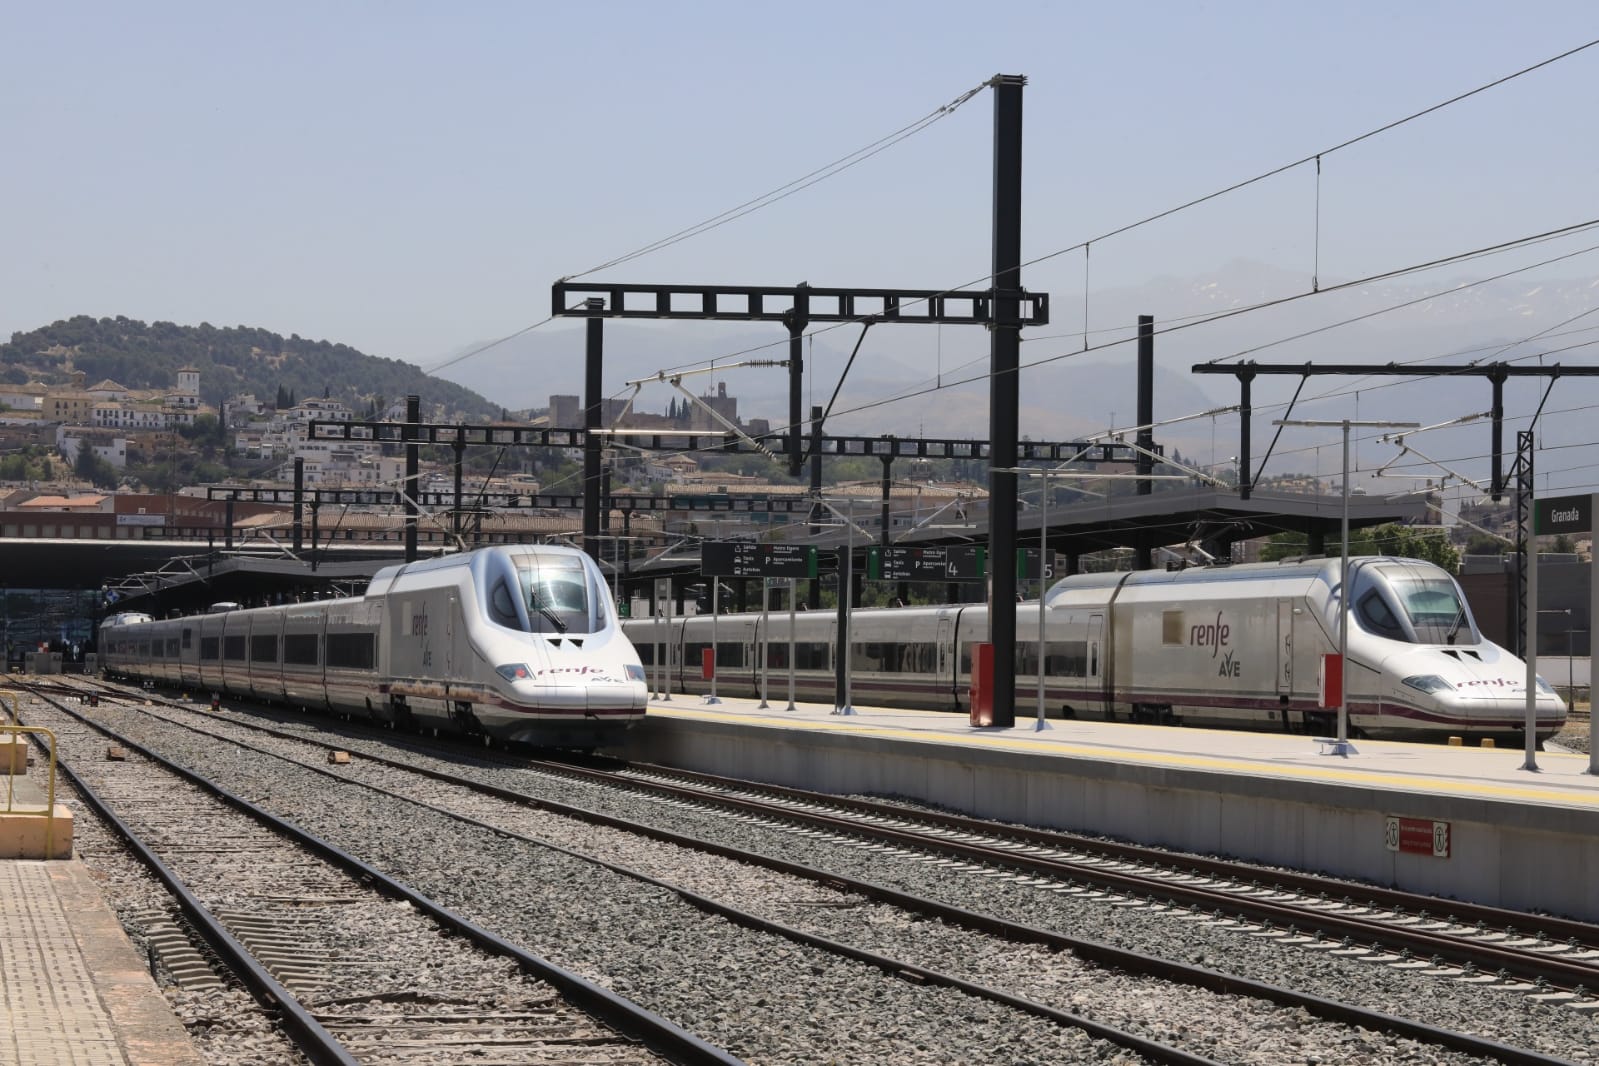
[5,2,1599,493]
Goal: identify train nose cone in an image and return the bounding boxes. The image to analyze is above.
[586,679,648,712]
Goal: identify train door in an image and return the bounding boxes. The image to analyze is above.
[1276,599,1294,695]
[1276,599,1297,731]
[445,591,456,678]
[1088,613,1107,716]
[936,616,955,709]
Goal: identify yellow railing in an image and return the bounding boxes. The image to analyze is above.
[2,690,59,857]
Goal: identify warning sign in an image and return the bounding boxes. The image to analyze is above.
[1383,816,1450,858]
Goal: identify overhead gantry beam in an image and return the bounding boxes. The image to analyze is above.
[551,280,1049,481]
[306,419,1144,464]
[1193,361,1599,500]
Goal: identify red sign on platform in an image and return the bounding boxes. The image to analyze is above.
[1384,816,1450,858]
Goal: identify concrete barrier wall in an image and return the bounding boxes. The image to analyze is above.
[627,718,1599,923]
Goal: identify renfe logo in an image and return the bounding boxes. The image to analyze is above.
[1190,612,1229,658]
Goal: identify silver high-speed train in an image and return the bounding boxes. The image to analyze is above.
[99,544,648,749]
[624,556,1566,742]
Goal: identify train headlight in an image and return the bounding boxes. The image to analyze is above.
[1401,674,1455,694]
[495,663,533,682]
[625,664,646,682]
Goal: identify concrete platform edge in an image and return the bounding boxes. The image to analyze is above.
[625,715,1599,923]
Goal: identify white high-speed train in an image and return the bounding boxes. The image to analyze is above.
[624,556,1567,743]
[99,545,648,749]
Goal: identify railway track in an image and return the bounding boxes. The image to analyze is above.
[599,763,1599,993]
[14,682,736,1066]
[33,676,1594,1065]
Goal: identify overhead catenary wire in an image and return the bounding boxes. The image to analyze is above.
[558,80,989,283]
[1019,37,1599,276]
[435,44,1599,515]
[420,314,559,376]
[819,223,1599,428]
[427,39,1597,409]
[583,39,1599,412]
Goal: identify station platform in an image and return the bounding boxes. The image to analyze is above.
[1,859,203,1066]
[621,695,1599,923]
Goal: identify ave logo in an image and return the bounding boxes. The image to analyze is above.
[1218,650,1241,678]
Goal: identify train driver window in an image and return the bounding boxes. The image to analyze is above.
[489,579,522,629]
[1356,590,1404,640]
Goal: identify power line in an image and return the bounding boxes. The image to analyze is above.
[421,315,558,376]
[821,221,1599,427]
[613,39,1599,395]
[1019,37,1599,274]
[559,79,989,283]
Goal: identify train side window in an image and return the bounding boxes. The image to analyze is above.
[326,633,376,670]
[223,635,246,661]
[181,628,192,650]
[1047,640,1086,678]
[200,637,220,662]
[165,638,179,657]
[716,643,745,668]
[793,642,830,670]
[283,634,319,666]
[1161,611,1184,645]
[635,643,655,666]
[251,635,278,663]
[1357,590,1404,639]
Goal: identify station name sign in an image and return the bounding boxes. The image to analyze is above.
[700,542,818,578]
[1534,493,1594,536]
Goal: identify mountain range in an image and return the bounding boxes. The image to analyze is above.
[431,260,1599,471]
[6,260,1591,486]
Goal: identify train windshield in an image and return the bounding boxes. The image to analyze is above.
[1353,563,1478,645]
[514,555,598,635]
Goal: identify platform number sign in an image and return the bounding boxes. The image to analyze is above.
[1384,816,1450,858]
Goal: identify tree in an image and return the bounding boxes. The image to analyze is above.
[73,445,119,489]
[1464,532,1508,555]
[1258,523,1461,572]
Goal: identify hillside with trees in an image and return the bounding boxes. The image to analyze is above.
[1,316,500,420]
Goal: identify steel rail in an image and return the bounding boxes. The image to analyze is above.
[70,683,1580,1066]
[17,686,744,1066]
[61,687,1235,1066]
[618,760,1599,947]
[593,762,1599,990]
[16,700,360,1066]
